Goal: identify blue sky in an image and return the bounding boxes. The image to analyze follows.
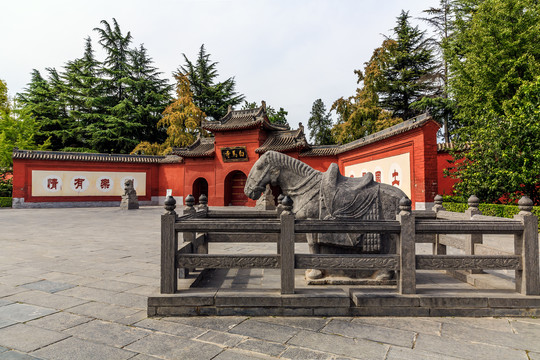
[1,0,437,131]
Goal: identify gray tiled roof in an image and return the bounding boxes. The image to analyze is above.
[202,103,289,132]
[12,148,165,163]
[172,136,215,158]
[337,113,437,154]
[299,145,341,157]
[256,127,309,154]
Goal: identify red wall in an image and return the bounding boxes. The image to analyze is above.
[337,120,440,208]
[13,159,160,203]
[437,151,459,195]
[13,120,443,208]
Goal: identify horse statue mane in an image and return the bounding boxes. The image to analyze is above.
[262,151,319,177]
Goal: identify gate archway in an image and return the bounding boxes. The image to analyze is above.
[224,170,248,206]
[192,177,208,204]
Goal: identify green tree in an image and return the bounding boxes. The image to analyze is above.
[453,76,540,204]
[331,40,402,144]
[241,101,289,127]
[448,0,540,203]
[414,0,457,143]
[179,45,244,121]
[17,69,68,150]
[125,44,172,144]
[0,81,51,172]
[61,37,102,150]
[132,73,206,155]
[378,11,437,120]
[307,99,334,145]
[447,0,540,126]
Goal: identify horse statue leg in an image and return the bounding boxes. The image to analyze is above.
[305,232,324,280]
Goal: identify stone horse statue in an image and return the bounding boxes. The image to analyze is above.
[244,151,407,280]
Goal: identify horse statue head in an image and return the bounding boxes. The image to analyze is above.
[244,151,281,201]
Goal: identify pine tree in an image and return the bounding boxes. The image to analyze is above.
[178,45,244,120]
[126,44,172,144]
[307,99,334,145]
[132,73,206,155]
[17,69,67,150]
[378,11,437,120]
[413,0,457,143]
[61,37,102,150]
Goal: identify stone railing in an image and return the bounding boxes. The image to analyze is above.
[160,194,539,296]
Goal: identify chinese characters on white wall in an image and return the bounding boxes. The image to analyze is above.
[32,171,146,197]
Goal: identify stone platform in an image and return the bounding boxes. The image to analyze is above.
[149,269,540,317]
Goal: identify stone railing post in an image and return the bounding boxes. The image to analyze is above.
[198,194,208,212]
[179,194,196,278]
[465,195,483,273]
[513,196,540,295]
[161,196,178,294]
[398,197,416,294]
[280,196,295,294]
[196,194,209,255]
[433,195,446,255]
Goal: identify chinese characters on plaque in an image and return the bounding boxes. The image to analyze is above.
[33,171,145,197]
[221,146,248,162]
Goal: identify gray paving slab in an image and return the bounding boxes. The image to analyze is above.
[125,332,223,359]
[0,351,41,360]
[0,300,13,307]
[414,332,529,359]
[279,346,333,360]
[31,337,136,360]
[21,280,75,293]
[26,311,92,331]
[65,301,141,322]
[234,339,287,357]
[228,319,300,343]
[3,290,89,310]
[350,317,442,336]
[212,349,276,359]
[196,330,245,347]
[287,329,389,359]
[440,321,540,352]
[1,206,540,359]
[321,318,416,348]
[163,316,247,332]
[0,318,18,329]
[0,323,69,352]
[64,319,151,347]
[385,346,464,360]
[0,303,57,322]
[255,316,330,332]
[133,318,208,338]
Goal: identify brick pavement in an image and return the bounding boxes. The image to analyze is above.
[1,206,539,359]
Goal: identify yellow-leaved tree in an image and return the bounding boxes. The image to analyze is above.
[132,73,206,155]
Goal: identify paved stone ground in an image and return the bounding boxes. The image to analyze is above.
[1,206,540,360]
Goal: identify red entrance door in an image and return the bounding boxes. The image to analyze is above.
[230,171,248,206]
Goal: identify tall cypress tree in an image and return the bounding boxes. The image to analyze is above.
[178,44,244,120]
[378,11,437,120]
[307,99,334,145]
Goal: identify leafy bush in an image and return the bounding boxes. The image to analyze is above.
[0,197,11,207]
[0,175,12,197]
